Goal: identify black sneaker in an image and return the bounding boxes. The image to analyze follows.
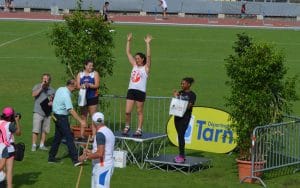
[48,158,62,164]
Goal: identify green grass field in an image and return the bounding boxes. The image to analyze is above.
[0,20,300,188]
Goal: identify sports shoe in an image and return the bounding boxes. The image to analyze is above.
[174,155,185,163]
[133,129,142,137]
[39,146,48,151]
[74,161,83,167]
[122,125,130,136]
[31,145,37,152]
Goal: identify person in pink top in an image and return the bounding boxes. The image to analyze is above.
[0,107,21,188]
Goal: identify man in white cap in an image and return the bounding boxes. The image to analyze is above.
[79,112,115,188]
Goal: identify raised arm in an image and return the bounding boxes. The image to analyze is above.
[158,0,162,7]
[144,34,152,74]
[126,33,136,66]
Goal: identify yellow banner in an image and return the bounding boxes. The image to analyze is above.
[167,106,237,153]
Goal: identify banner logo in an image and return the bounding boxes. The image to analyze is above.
[167,106,237,153]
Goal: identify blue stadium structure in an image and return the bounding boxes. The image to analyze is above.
[4,0,300,17]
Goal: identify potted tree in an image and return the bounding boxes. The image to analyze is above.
[225,33,298,183]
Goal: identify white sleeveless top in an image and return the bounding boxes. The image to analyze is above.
[128,66,148,92]
[92,126,115,166]
[161,0,167,9]
[79,71,95,79]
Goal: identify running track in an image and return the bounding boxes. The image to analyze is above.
[1,11,300,29]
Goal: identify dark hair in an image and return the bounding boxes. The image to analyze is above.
[42,73,51,82]
[66,79,76,86]
[135,52,146,65]
[84,60,93,66]
[182,77,194,85]
[105,1,109,5]
[1,115,15,122]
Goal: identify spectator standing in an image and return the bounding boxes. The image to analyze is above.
[48,79,85,167]
[31,73,55,151]
[4,0,15,12]
[159,0,167,19]
[102,1,110,22]
[241,2,247,19]
[79,112,115,188]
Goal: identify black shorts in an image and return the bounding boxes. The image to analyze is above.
[104,14,108,21]
[0,180,6,188]
[8,151,15,158]
[126,89,146,102]
[86,97,99,106]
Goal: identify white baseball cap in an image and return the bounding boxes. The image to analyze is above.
[92,112,105,124]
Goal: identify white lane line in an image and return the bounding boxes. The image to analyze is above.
[0,18,63,22]
[114,21,300,30]
[1,17,300,30]
[0,56,56,59]
[0,30,46,48]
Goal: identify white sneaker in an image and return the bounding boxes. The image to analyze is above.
[74,161,82,167]
[39,146,48,151]
[31,145,37,152]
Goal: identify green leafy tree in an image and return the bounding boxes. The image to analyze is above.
[50,0,114,95]
[225,33,298,160]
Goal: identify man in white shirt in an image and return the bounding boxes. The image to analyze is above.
[79,112,115,188]
[159,0,167,19]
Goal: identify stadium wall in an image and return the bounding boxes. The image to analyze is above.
[11,0,300,17]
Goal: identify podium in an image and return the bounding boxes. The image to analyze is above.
[114,131,167,169]
[145,154,212,175]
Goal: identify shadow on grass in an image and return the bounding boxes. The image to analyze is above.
[186,151,206,157]
[45,136,71,160]
[14,171,41,188]
[263,165,300,180]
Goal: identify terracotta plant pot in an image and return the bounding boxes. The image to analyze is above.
[236,159,265,183]
[71,125,92,138]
